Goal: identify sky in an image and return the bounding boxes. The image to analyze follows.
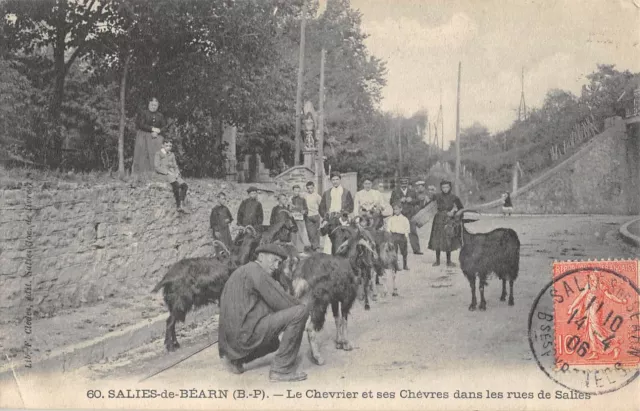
[345,0,640,146]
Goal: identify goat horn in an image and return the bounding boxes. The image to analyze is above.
[245,225,257,237]
[335,239,350,255]
[211,240,230,256]
[357,238,377,257]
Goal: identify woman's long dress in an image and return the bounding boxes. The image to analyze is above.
[132,109,167,174]
[427,192,464,252]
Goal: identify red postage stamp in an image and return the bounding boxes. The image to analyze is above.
[552,260,640,367]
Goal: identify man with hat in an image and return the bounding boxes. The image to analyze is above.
[237,186,264,228]
[390,177,422,255]
[219,243,309,382]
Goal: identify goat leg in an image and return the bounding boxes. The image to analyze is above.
[500,278,507,301]
[165,314,177,352]
[479,275,487,311]
[341,316,353,351]
[172,318,180,349]
[392,269,398,297]
[508,279,515,306]
[468,274,477,311]
[306,317,325,365]
[334,316,343,349]
[363,277,371,311]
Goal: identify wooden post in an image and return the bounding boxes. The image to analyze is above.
[397,116,403,176]
[294,0,308,166]
[118,51,132,176]
[455,61,461,196]
[316,49,326,193]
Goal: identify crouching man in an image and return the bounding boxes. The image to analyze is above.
[218,244,309,382]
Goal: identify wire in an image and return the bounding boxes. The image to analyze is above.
[138,339,219,382]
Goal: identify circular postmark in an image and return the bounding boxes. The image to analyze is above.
[528,265,640,395]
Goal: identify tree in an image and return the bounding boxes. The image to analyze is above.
[2,0,112,120]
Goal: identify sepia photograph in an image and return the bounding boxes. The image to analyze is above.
[0,0,639,409]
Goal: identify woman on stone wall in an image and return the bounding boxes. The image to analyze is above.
[132,97,168,174]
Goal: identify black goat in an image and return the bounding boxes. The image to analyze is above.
[152,255,230,351]
[152,238,296,352]
[291,230,376,365]
[454,209,520,311]
[320,218,377,310]
[231,218,298,266]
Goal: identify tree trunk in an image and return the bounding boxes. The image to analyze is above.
[118,51,132,176]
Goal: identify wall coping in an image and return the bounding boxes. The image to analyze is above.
[274,165,316,180]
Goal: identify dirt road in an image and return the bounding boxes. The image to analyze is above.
[67,215,639,410]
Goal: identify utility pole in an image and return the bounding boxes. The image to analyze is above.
[397,115,403,176]
[436,86,444,151]
[455,61,462,197]
[518,67,527,122]
[316,49,326,193]
[294,0,308,166]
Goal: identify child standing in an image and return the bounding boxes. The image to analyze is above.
[210,192,233,249]
[303,181,322,251]
[387,203,411,271]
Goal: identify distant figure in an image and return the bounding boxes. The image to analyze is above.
[290,185,311,252]
[154,140,188,213]
[502,192,514,217]
[428,180,463,267]
[210,192,233,249]
[270,193,297,243]
[353,177,387,220]
[390,177,422,255]
[133,97,167,174]
[303,181,322,251]
[387,203,410,271]
[237,187,264,228]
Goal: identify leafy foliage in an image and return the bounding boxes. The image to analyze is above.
[442,65,639,198]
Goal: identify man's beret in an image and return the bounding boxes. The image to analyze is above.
[255,243,289,259]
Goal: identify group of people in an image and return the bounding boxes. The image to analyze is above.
[136,97,469,383]
[208,169,466,271]
[214,174,466,383]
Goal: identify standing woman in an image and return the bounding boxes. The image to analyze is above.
[501,192,514,217]
[428,180,464,267]
[133,97,167,174]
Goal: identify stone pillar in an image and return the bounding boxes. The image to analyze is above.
[303,149,316,169]
[222,124,237,181]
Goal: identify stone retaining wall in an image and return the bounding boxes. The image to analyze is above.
[0,178,277,324]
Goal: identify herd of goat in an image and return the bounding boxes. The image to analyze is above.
[152,208,521,365]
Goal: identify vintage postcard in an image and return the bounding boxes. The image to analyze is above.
[1,0,639,410]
